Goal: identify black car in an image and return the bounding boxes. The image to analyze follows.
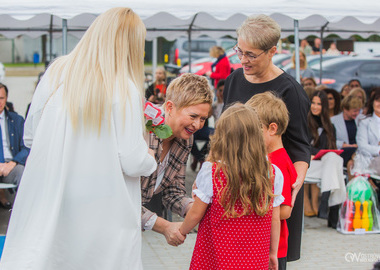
[311,57,380,94]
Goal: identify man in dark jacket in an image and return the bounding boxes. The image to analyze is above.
[0,83,30,209]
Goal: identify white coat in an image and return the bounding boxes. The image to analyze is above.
[0,70,157,270]
[356,115,380,157]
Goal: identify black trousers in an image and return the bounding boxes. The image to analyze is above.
[286,185,304,262]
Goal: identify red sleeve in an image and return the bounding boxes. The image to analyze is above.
[210,57,231,80]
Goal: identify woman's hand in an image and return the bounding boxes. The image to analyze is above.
[163,222,186,247]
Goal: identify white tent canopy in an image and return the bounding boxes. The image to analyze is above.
[1,0,380,81]
[1,0,380,40]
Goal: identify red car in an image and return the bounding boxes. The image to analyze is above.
[179,50,241,75]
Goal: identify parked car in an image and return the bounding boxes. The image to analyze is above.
[310,57,380,94]
[272,54,292,69]
[282,55,344,73]
[0,62,5,82]
[179,52,292,76]
[169,36,236,67]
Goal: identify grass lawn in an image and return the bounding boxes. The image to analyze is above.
[3,63,45,68]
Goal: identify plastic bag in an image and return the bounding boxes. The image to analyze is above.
[337,152,380,234]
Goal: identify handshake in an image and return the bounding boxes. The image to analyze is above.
[161,221,187,247]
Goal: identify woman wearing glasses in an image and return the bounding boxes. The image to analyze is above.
[222,15,310,265]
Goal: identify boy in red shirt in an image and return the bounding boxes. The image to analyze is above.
[247,92,298,270]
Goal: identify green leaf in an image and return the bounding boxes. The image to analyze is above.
[145,120,155,133]
[153,124,173,139]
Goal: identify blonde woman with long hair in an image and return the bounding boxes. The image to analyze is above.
[179,104,283,270]
[0,8,156,270]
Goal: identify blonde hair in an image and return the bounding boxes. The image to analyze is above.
[48,7,146,133]
[237,15,281,50]
[209,103,274,218]
[347,87,366,107]
[246,92,289,135]
[165,73,213,110]
[209,46,225,58]
[291,51,307,69]
[341,95,362,111]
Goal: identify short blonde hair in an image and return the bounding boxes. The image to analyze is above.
[237,15,281,50]
[165,73,213,110]
[341,95,363,111]
[246,92,289,135]
[210,46,225,58]
[347,87,366,107]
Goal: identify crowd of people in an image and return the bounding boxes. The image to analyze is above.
[0,7,379,270]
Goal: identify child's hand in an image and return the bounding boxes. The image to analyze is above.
[268,254,278,270]
[164,222,186,247]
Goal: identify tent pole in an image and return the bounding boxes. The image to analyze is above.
[62,19,68,55]
[294,20,300,84]
[188,13,199,73]
[319,22,329,85]
[49,15,53,64]
[152,38,158,76]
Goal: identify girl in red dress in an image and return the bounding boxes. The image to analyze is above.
[180,104,282,270]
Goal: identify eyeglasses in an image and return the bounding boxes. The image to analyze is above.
[233,45,269,61]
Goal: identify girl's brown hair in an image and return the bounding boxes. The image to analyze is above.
[208,103,274,218]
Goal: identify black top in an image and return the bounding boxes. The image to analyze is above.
[309,115,328,155]
[223,68,311,164]
[345,119,357,145]
[309,115,337,155]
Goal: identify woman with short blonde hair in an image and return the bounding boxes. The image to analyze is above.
[142,74,213,246]
[1,8,157,269]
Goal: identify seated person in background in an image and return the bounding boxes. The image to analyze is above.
[6,102,14,113]
[348,79,361,90]
[145,66,167,104]
[303,86,316,101]
[312,38,326,55]
[0,83,30,209]
[326,42,340,55]
[331,95,362,179]
[357,88,380,157]
[246,92,297,270]
[340,84,350,100]
[304,91,345,228]
[302,77,317,89]
[315,84,328,91]
[357,88,380,200]
[300,39,312,56]
[323,88,341,118]
[286,51,315,83]
[347,87,367,116]
[212,80,225,122]
[190,118,214,172]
